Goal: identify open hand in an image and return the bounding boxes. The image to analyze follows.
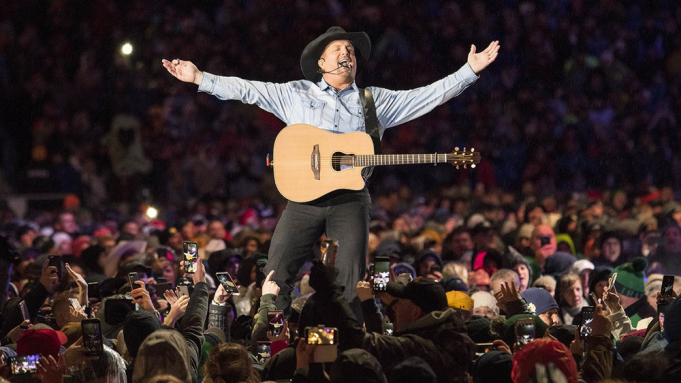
[37,354,66,383]
[468,41,500,74]
[165,295,190,327]
[162,58,203,85]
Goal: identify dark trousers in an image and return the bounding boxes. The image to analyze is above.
[264,188,370,320]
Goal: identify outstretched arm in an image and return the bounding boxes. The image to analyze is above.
[161,57,292,123]
[372,40,500,130]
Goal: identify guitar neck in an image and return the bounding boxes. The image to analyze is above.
[354,153,449,167]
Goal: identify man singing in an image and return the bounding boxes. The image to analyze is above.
[163,27,499,317]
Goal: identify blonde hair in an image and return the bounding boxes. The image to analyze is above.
[443,262,468,282]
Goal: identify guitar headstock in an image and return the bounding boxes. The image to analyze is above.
[447,147,481,169]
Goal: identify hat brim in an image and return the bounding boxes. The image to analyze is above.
[386,281,407,298]
[301,29,371,82]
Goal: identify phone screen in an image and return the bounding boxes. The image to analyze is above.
[373,258,390,291]
[539,236,551,246]
[580,306,595,339]
[129,272,140,290]
[88,282,101,302]
[256,342,272,363]
[48,255,62,281]
[183,241,198,273]
[69,298,81,310]
[268,311,285,337]
[476,343,494,354]
[321,239,338,268]
[306,327,337,345]
[82,320,104,356]
[662,275,675,300]
[19,301,30,322]
[8,354,40,375]
[216,272,240,295]
[515,320,535,348]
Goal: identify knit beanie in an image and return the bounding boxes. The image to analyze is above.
[521,288,559,316]
[612,257,647,299]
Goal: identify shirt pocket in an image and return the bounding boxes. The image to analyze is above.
[351,106,365,131]
[302,99,325,127]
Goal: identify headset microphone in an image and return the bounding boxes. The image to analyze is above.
[317,61,351,74]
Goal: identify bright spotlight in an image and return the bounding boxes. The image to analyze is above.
[146,207,158,219]
[121,43,133,55]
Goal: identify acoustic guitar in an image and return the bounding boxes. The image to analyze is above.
[270,124,481,202]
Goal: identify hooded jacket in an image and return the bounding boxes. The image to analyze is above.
[308,288,475,383]
[132,330,192,383]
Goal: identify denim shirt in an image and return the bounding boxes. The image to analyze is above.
[198,63,479,138]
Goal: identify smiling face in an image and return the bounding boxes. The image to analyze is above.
[318,39,357,82]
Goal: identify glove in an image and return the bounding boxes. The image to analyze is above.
[308,259,339,292]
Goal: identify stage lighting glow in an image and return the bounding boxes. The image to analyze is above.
[121,43,133,55]
[146,207,158,219]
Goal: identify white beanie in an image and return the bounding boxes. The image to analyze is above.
[471,291,499,316]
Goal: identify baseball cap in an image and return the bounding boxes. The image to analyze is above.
[386,277,448,314]
[17,328,68,359]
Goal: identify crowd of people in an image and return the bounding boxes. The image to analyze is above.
[0,186,680,382]
[2,0,681,382]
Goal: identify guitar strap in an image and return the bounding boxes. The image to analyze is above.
[359,88,380,181]
[358,88,381,154]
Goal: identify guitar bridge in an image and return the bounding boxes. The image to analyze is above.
[311,144,320,180]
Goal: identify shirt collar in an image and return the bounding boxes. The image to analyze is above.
[318,77,359,93]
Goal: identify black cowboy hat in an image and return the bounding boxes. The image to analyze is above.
[300,26,371,82]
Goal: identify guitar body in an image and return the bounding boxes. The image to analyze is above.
[273,124,374,203]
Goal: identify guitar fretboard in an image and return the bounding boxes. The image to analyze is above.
[354,154,449,166]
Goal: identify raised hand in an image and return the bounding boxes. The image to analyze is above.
[66,263,88,306]
[164,289,179,305]
[467,40,500,74]
[165,295,190,327]
[37,354,66,383]
[213,283,231,304]
[295,338,316,371]
[590,304,613,337]
[7,320,31,343]
[162,58,203,85]
[356,280,374,302]
[131,281,155,312]
[262,270,280,297]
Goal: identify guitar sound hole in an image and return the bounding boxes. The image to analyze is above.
[331,152,355,171]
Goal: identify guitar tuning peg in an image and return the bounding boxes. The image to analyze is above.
[471,164,476,169]
[456,165,460,169]
[463,147,466,152]
[471,148,475,152]
[455,147,459,152]
[463,164,467,169]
